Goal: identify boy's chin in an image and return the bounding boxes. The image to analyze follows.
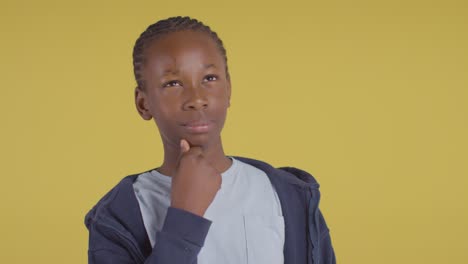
[182,134,221,149]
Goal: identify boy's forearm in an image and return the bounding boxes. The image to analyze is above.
[145,207,212,263]
[88,207,211,264]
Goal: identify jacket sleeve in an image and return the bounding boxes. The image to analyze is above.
[88,207,211,264]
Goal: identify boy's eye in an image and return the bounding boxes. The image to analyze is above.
[204,75,218,82]
[163,80,182,87]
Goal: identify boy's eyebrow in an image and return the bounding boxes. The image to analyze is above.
[162,69,179,76]
[162,65,215,76]
[204,63,216,69]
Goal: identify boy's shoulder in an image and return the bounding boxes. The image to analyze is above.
[84,168,154,229]
[233,156,320,188]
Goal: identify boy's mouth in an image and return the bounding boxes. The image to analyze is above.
[182,120,213,133]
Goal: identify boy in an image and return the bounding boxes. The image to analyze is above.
[85,16,336,264]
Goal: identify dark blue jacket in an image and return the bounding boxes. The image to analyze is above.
[84,156,336,263]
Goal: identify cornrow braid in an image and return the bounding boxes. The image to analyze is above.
[132,16,230,91]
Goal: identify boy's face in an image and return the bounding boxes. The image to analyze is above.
[135,30,231,149]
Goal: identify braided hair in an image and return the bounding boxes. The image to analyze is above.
[132,16,230,91]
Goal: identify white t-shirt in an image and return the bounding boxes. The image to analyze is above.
[133,157,285,264]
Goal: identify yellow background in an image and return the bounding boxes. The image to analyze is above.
[1,0,467,263]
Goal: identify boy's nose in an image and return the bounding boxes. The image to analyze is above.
[183,86,208,111]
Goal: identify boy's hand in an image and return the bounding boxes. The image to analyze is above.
[170,139,222,217]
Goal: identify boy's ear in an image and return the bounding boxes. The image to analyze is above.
[134,87,152,120]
